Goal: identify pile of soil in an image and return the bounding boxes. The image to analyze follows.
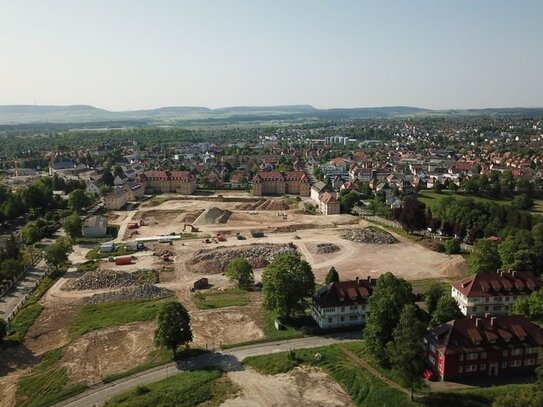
[86,284,174,304]
[310,243,341,254]
[188,243,299,273]
[340,227,398,244]
[193,207,232,225]
[236,199,291,211]
[68,269,143,290]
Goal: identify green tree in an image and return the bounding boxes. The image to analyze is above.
[395,197,427,233]
[20,222,42,245]
[225,258,254,288]
[64,213,82,239]
[44,237,72,273]
[430,296,463,327]
[101,169,114,186]
[324,267,340,284]
[443,239,461,255]
[425,282,444,315]
[0,319,7,342]
[387,304,427,401]
[262,254,315,320]
[154,302,192,358]
[468,240,501,274]
[512,289,543,323]
[339,190,359,213]
[68,189,91,213]
[364,272,414,365]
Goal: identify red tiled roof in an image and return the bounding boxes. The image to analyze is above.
[313,278,376,308]
[319,192,338,204]
[452,271,542,298]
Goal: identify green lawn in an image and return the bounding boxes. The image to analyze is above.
[8,274,59,342]
[417,191,512,210]
[69,297,174,339]
[85,245,133,260]
[194,288,250,310]
[15,348,86,407]
[104,369,237,407]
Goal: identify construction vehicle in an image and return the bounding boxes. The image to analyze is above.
[183,224,199,232]
[215,233,226,242]
[236,232,246,240]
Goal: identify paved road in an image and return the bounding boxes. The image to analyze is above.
[0,260,46,321]
[54,333,358,407]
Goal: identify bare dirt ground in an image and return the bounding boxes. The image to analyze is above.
[221,366,354,407]
[0,345,39,407]
[59,321,157,385]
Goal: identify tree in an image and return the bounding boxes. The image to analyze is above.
[512,289,543,323]
[387,304,427,401]
[68,189,91,213]
[324,267,339,284]
[339,190,359,213]
[364,272,414,365]
[44,237,72,273]
[443,239,461,255]
[101,169,114,186]
[468,240,501,274]
[396,197,427,233]
[225,258,254,288]
[430,296,463,327]
[425,283,444,315]
[0,319,7,342]
[493,385,543,407]
[154,302,192,358]
[20,222,42,245]
[262,254,315,320]
[64,214,82,239]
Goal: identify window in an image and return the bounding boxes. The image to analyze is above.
[484,306,489,311]
[511,349,523,356]
[340,316,345,322]
[349,315,358,320]
[525,359,536,366]
[485,298,489,303]
[510,360,522,368]
[328,318,332,323]
[350,306,357,311]
[459,354,464,361]
[430,344,436,353]
[502,350,508,357]
[429,355,435,364]
[458,366,463,373]
[465,364,477,372]
[340,307,345,312]
[480,363,486,371]
[480,352,487,359]
[502,361,508,368]
[505,296,510,302]
[494,305,502,311]
[526,347,538,354]
[466,353,478,361]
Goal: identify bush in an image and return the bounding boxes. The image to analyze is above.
[443,239,461,255]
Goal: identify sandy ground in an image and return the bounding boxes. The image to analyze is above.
[59,320,157,385]
[222,366,354,407]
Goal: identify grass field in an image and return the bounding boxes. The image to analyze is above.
[194,288,250,310]
[85,245,133,260]
[104,369,237,407]
[69,297,174,339]
[8,274,59,342]
[417,191,512,210]
[15,348,86,407]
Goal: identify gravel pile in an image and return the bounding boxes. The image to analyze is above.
[340,227,398,244]
[69,269,140,290]
[87,284,174,304]
[188,243,299,273]
[193,207,232,225]
[311,243,341,254]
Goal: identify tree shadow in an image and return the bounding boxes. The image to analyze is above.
[175,351,243,373]
[0,341,40,376]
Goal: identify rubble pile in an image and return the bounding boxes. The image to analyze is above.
[69,269,140,290]
[188,243,299,273]
[87,284,174,304]
[340,227,398,244]
[311,243,341,254]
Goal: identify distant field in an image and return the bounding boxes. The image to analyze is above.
[417,191,512,209]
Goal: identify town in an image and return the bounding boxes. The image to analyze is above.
[1,111,543,407]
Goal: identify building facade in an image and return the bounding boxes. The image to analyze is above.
[82,215,108,238]
[311,277,376,330]
[451,271,542,317]
[252,171,310,196]
[425,315,543,381]
[137,170,196,194]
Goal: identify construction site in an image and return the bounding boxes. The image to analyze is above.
[0,194,466,406]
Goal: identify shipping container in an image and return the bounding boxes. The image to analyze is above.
[114,256,132,266]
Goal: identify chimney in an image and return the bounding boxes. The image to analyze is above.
[491,317,496,327]
[475,318,481,328]
[512,270,517,277]
[367,275,371,283]
[355,276,359,285]
[470,314,476,319]
[484,313,491,318]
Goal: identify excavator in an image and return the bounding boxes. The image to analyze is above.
[183,224,199,232]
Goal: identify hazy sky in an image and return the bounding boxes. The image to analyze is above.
[1,0,542,110]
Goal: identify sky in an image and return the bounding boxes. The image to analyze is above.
[0,0,542,111]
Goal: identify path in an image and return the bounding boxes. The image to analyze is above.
[53,334,358,407]
[0,260,47,322]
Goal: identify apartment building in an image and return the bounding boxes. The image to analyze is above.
[251,171,310,196]
[311,277,376,330]
[137,170,196,194]
[451,271,542,317]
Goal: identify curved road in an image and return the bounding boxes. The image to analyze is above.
[54,333,358,407]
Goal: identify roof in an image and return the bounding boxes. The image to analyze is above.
[319,192,338,204]
[253,171,308,182]
[312,181,331,193]
[105,187,126,198]
[139,170,194,181]
[313,278,376,308]
[83,215,107,229]
[452,271,542,298]
[428,315,543,355]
